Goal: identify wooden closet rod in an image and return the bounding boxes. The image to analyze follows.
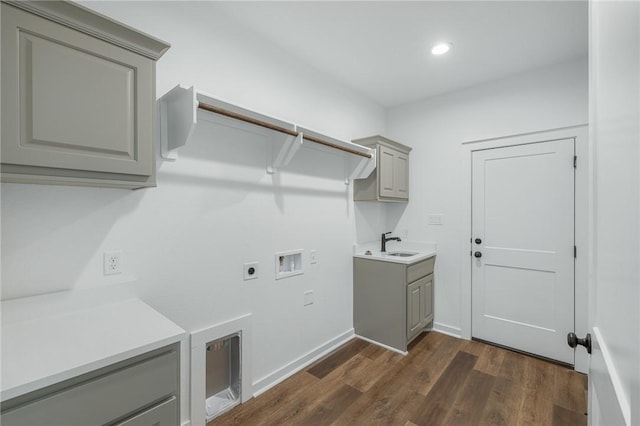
[198,101,373,159]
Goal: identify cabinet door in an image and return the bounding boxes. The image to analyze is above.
[407,279,423,341]
[378,145,396,198]
[1,4,154,177]
[422,274,434,326]
[393,153,409,199]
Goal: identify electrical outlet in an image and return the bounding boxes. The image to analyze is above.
[304,290,314,306]
[310,250,318,264]
[244,262,259,280]
[103,251,122,275]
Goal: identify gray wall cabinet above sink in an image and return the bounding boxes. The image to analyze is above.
[354,256,434,352]
[353,135,412,202]
[0,1,170,189]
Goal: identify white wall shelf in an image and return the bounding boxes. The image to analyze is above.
[158,85,376,182]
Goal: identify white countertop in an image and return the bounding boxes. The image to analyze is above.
[353,240,437,264]
[1,294,186,401]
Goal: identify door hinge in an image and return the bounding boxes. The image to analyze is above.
[574,246,577,258]
[573,156,577,168]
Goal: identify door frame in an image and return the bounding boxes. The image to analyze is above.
[460,124,589,372]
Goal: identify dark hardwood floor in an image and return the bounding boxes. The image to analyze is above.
[211,332,587,426]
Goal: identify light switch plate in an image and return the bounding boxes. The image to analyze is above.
[427,214,444,225]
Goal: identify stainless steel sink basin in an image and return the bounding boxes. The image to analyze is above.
[387,252,418,257]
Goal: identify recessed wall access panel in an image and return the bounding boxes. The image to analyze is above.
[205,334,240,420]
[275,250,303,280]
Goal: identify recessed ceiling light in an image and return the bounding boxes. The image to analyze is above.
[431,42,452,56]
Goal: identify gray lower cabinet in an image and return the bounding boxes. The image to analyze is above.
[0,344,180,426]
[354,256,434,352]
[0,1,170,189]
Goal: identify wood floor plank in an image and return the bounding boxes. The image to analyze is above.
[360,342,387,360]
[296,383,362,425]
[460,338,486,356]
[554,367,588,413]
[474,344,506,377]
[497,348,528,383]
[443,369,495,425]
[477,376,525,426]
[341,351,403,393]
[410,351,479,425]
[524,356,556,392]
[307,338,369,379]
[516,387,555,425]
[553,404,587,426]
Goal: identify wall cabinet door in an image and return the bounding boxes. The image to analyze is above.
[393,153,409,198]
[0,2,168,189]
[378,146,397,197]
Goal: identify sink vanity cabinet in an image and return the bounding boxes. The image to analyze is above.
[354,255,434,352]
[353,136,412,202]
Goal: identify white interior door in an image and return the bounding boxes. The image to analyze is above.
[588,1,639,424]
[472,139,575,364]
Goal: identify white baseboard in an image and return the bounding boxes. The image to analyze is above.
[355,334,408,356]
[251,328,355,397]
[433,322,462,338]
[181,421,191,426]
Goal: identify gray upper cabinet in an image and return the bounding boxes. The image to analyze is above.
[1,1,170,189]
[353,135,412,202]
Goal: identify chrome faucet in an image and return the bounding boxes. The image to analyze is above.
[381,232,401,252]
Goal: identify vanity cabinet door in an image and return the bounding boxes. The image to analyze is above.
[407,278,425,341]
[422,273,434,326]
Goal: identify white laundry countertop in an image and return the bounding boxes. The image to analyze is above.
[353,240,437,264]
[1,293,185,401]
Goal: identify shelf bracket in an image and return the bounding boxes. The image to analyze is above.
[347,148,377,181]
[267,132,303,174]
[159,85,197,160]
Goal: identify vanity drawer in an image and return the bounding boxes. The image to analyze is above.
[407,256,435,283]
[1,346,178,426]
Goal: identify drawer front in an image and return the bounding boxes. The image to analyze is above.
[1,349,178,426]
[115,396,177,426]
[407,257,435,283]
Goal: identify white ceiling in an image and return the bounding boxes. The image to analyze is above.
[215,1,588,107]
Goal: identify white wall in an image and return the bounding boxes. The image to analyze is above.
[385,58,588,336]
[0,1,385,421]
